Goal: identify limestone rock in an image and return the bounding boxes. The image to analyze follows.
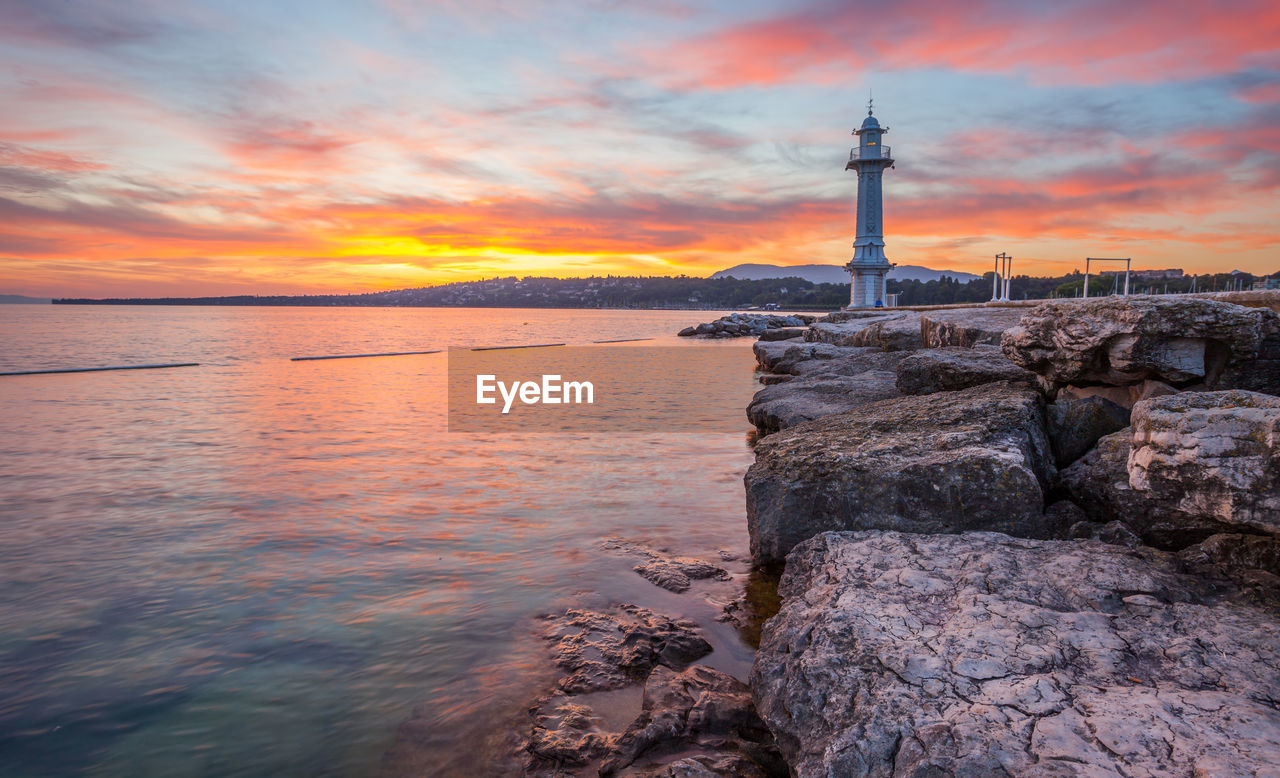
[919,307,1029,348]
[1129,390,1280,536]
[806,312,921,350]
[751,338,805,372]
[756,327,808,342]
[766,343,881,376]
[745,382,1056,563]
[1056,429,1230,548]
[542,605,712,694]
[1179,533,1280,577]
[752,530,1280,778]
[679,313,812,338]
[633,561,729,594]
[526,695,617,768]
[1045,396,1131,467]
[1044,499,1089,533]
[894,345,1037,395]
[744,350,906,435]
[599,666,783,777]
[1068,518,1143,548]
[1056,383,1136,408]
[1001,296,1280,392]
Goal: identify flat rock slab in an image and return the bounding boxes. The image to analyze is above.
[752,530,1280,778]
[895,345,1037,395]
[807,313,921,350]
[758,342,884,376]
[751,338,806,372]
[1002,296,1280,391]
[920,307,1029,348]
[745,350,906,435]
[807,307,1029,352]
[745,382,1056,563]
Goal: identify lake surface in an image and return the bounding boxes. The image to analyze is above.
[0,306,762,777]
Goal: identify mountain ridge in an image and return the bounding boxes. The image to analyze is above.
[710,263,980,284]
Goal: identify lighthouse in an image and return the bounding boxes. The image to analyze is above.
[844,101,895,308]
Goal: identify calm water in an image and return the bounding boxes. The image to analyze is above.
[0,306,761,777]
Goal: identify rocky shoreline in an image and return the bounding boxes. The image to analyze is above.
[744,295,1280,776]
[518,296,1280,776]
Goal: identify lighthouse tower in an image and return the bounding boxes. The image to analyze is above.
[844,101,895,308]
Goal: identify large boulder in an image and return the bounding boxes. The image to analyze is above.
[806,312,922,350]
[745,350,906,435]
[769,343,883,376]
[1045,396,1131,467]
[1129,390,1280,537]
[895,345,1037,395]
[1002,296,1280,393]
[751,338,805,372]
[752,530,1280,778]
[745,382,1056,563]
[1056,429,1217,548]
[920,307,1029,348]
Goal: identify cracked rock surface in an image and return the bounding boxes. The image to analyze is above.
[751,530,1280,778]
[746,347,906,434]
[919,308,1028,348]
[895,345,1037,396]
[806,313,919,350]
[746,382,1057,564]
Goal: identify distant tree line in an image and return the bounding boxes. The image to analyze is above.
[888,270,1272,306]
[54,269,1274,310]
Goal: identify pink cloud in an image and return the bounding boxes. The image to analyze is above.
[646,0,1280,89]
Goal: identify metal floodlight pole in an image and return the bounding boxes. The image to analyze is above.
[994,252,1011,301]
[1084,258,1131,299]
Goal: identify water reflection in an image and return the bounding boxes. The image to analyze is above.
[0,306,760,776]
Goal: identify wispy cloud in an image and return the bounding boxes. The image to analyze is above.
[0,0,1277,296]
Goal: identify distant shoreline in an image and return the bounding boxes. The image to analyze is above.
[49,298,840,312]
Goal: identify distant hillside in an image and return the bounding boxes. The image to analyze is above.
[0,294,51,304]
[711,263,980,284]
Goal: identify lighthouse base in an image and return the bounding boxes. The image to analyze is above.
[846,265,891,309]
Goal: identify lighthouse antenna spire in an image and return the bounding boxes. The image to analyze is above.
[867,89,873,116]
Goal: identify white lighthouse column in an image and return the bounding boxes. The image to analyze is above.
[844,102,895,308]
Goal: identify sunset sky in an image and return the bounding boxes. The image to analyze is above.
[2,0,1278,297]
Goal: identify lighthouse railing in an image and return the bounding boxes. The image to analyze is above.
[849,145,891,161]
